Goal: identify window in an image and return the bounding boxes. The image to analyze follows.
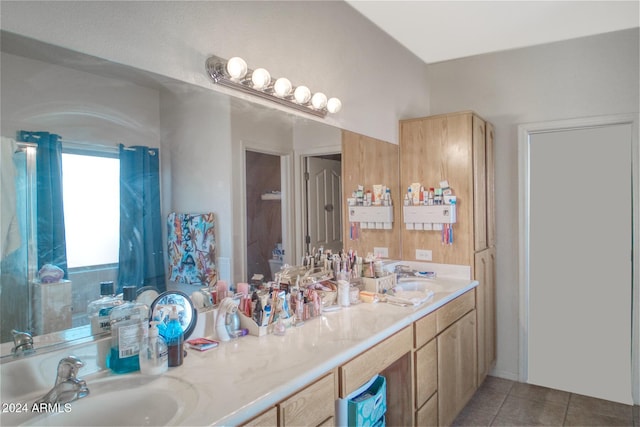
[62,149,119,268]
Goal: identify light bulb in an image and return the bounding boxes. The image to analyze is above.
[273,77,292,97]
[294,86,311,104]
[327,97,342,113]
[226,57,247,80]
[251,68,271,90]
[311,92,328,110]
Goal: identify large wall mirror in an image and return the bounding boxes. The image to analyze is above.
[0,31,398,357]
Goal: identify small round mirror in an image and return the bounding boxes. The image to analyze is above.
[150,290,197,339]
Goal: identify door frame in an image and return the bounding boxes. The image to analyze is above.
[294,146,341,264]
[518,113,639,404]
[240,142,293,282]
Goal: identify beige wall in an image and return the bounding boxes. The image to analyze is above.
[1,0,430,144]
[427,28,640,382]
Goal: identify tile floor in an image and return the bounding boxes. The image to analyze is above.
[453,376,639,426]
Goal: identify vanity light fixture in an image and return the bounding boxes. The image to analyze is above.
[206,55,342,118]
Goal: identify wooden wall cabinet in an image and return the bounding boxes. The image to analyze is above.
[400,111,496,392]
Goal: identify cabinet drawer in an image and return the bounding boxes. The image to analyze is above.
[340,326,412,396]
[280,373,334,427]
[436,289,475,333]
[243,406,278,426]
[416,392,438,427]
[414,311,436,349]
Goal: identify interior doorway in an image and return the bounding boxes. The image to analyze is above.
[245,150,283,281]
[303,154,342,255]
[519,115,637,405]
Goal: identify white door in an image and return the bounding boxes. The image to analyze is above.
[305,156,342,254]
[527,123,633,404]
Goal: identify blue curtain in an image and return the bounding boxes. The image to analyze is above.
[17,131,68,278]
[117,145,165,292]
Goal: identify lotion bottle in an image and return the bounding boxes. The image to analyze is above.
[107,286,149,373]
[139,321,168,375]
[164,306,184,367]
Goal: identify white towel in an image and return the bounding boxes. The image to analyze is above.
[1,136,21,258]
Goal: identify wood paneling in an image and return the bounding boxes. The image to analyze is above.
[399,112,475,265]
[341,130,401,258]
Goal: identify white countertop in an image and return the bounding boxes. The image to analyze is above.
[173,274,478,426]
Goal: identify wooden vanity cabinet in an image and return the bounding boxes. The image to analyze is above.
[280,373,335,427]
[437,306,477,426]
[413,289,477,427]
[244,372,335,427]
[339,326,413,427]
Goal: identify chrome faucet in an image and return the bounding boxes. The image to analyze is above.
[36,356,90,405]
[11,329,34,355]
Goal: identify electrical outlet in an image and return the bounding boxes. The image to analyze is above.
[416,249,432,261]
[373,247,389,258]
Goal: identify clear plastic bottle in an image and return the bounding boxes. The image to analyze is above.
[87,281,122,335]
[107,286,149,374]
[163,306,184,367]
[139,321,168,375]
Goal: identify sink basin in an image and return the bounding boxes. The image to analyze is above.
[0,374,199,426]
[396,277,446,294]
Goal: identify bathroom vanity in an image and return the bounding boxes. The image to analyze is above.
[0,268,477,427]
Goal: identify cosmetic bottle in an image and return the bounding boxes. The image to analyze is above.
[88,281,123,335]
[107,286,149,374]
[164,306,184,367]
[139,321,168,375]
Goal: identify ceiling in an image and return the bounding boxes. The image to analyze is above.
[345,1,640,64]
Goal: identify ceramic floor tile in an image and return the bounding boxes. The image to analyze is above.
[491,394,567,426]
[564,406,633,426]
[452,405,496,427]
[509,382,571,406]
[463,387,508,416]
[568,393,634,422]
[481,376,515,395]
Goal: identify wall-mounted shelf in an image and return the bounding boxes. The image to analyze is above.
[348,205,393,230]
[403,205,456,230]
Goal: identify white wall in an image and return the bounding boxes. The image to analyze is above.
[0,0,430,144]
[427,28,640,382]
[0,52,160,147]
[160,84,233,276]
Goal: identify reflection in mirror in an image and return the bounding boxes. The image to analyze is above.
[0,31,349,357]
[150,291,197,340]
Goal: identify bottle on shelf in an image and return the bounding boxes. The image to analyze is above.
[88,281,123,335]
[107,285,149,374]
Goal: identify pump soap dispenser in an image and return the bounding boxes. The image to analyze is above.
[140,321,168,375]
[164,306,184,367]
